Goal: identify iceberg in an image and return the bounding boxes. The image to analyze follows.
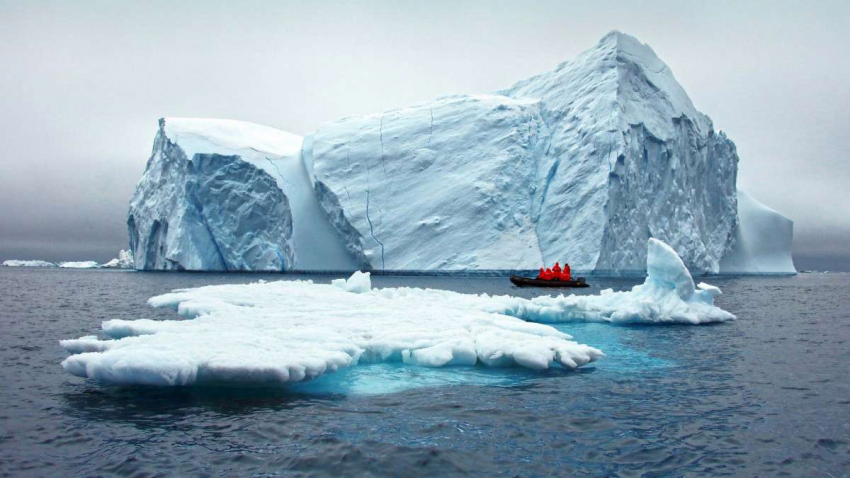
[59,261,100,269]
[128,118,356,271]
[60,274,603,386]
[310,32,738,272]
[498,32,739,273]
[126,31,792,275]
[719,189,796,274]
[101,249,134,269]
[2,260,56,267]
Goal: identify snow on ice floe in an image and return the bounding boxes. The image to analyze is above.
[60,240,732,387]
[366,239,733,326]
[59,261,100,269]
[3,260,57,267]
[59,271,604,386]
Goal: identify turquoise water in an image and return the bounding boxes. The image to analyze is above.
[291,322,673,396]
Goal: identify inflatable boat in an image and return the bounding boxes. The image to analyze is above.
[509,275,590,288]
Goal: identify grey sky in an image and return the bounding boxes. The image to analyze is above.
[1,0,848,269]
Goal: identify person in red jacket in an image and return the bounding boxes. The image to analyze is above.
[536,267,545,279]
[552,262,562,279]
[543,268,554,280]
[561,262,571,281]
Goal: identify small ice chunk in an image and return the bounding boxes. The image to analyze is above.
[101,250,134,269]
[59,336,114,354]
[331,271,371,293]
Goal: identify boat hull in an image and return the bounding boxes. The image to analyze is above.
[509,276,590,288]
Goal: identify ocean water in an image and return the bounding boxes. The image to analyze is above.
[0,268,848,476]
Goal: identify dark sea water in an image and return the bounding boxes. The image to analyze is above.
[0,268,848,477]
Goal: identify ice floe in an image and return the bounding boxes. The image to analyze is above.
[58,261,100,269]
[60,273,603,386]
[488,239,735,325]
[3,260,57,267]
[60,239,732,387]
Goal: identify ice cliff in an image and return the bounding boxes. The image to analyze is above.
[309,95,548,270]
[719,189,796,274]
[128,118,356,271]
[128,32,794,274]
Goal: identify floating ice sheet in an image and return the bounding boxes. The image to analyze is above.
[60,273,603,386]
[59,261,100,269]
[2,260,56,267]
[60,240,732,387]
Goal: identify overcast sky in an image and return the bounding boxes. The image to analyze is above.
[1,0,848,269]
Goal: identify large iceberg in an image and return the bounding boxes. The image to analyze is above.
[719,189,796,274]
[309,32,738,272]
[127,32,794,275]
[59,239,733,387]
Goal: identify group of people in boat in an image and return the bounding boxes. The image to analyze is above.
[536,262,571,281]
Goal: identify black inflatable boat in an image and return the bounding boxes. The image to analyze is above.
[509,275,590,288]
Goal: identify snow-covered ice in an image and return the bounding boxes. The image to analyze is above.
[60,273,603,386]
[331,270,372,293]
[59,261,100,269]
[2,260,56,267]
[363,239,733,326]
[489,239,735,324]
[720,189,796,274]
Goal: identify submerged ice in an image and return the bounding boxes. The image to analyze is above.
[60,240,732,387]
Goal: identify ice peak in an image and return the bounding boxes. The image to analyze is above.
[597,30,658,59]
[646,238,696,300]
